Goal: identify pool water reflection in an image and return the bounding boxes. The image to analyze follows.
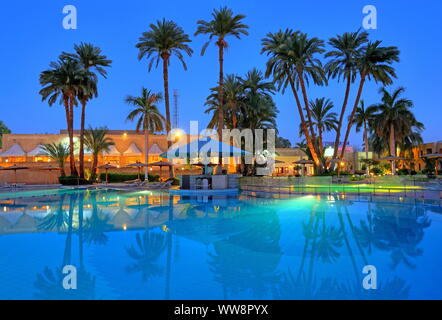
[0,189,441,300]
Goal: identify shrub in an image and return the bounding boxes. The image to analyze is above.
[59,176,89,185]
[397,168,417,176]
[98,173,160,183]
[371,167,382,175]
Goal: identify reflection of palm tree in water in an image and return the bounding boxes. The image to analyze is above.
[355,203,430,270]
[125,212,167,282]
[38,193,68,232]
[276,198,414,299]
[34,193,96,299]
[208,206,282,299]
[84,192,112,245]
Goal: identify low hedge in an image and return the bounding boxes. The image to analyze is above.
[98,173,160,183]
[59,176,90,185]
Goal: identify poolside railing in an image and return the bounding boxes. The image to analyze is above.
[239,176,442,206]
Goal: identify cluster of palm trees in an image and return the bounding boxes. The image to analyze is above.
[261,29,403,173]
[39,43,112,179]
[38,6,421,179]
[355,87,424,174]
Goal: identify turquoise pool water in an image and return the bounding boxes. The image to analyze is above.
[0,188,441,300]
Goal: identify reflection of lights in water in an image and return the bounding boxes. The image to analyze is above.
[122,224,127,231]
[3,207,6,212]
[162,225,170,232]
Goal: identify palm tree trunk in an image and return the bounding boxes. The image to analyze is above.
[66,95,78,176]
[390,123,396,175]
[144,128,149,181]
[298,70,323,171]
[287,76,320,166]
[91,154,98,182]
[364,121,369,175]
[217,42,225,171]
[79,99,86,179]
[298,72,316,142]
[318,126,324,157]
[162,56,173,179]
[333,75,351,160]
[340,74,366,159]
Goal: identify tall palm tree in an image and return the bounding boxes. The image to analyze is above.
[370,87,423,174]
[196,6,249,171]
[308,98,338,156]
[41,142,70,177]
[63,43,112,179]
[125,88,165,180]
[84,126,115,181]
[39,57,93,176]
[261,30,325,167]
[339,41,400,159]
[136,19,193,177]
[325,30,369,160]
[352,100,377,175]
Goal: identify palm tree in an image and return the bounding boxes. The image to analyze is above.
[196,6,249,171]
[308,98,338,156]
[136,19,193,177]
[0,120,11,149]
[84,126,115,181]
[339,41,400,160]
[63,43,112,179]
[261,30,325,167]
[370,87,423,174]
[352,100,377,175]
[205,74,243,129]
[125,88,165,180]
[41,143,70,176]
[39,58,93,176]
[325,30,369,160]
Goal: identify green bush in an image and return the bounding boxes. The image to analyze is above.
[99,173,160,183]
[397,168,417,175]
[371,167,382,175]
[59,176,89,185]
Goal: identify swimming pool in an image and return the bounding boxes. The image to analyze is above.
[0,188,441,300]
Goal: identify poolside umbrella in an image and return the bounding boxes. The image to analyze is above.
[127,162,148,181]
[421,153,442,175]
[380,156,404,175]
[160,136,251,174]
[293,159,314,177]
[0,165,29,184]
[148,161,174,178]
[98,163,117,184]
[39,165,61,184]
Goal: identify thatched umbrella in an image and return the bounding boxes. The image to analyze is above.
[39,165,61,184]
[148,161,174,178]
[127,162,148,181]
[98,163,117,184]
[1,165,29,184]
[293,159,314,177]
[421,153,442,175]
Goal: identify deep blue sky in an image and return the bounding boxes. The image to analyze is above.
[1,0,441,147]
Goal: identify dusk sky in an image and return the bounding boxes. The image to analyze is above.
[1,0,441,147]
